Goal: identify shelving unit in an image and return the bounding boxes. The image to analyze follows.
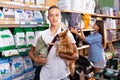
[61,10,120,57]
[0,2,48,28]
[107,39,120,43]
[0,2,47,11]
[0,1,119,55]
[77,45,89,50]
[61,10,120,19]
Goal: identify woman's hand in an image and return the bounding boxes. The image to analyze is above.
[70,28,78,34]
[34,55,48,65]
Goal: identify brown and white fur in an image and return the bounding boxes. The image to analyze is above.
[49,29,75,76]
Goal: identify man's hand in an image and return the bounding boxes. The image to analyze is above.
[34,55,48,65]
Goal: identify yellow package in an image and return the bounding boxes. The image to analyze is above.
[82,14,91,29]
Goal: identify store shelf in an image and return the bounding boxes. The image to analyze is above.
[61,10,95,15]
[83,29,94,31]
[77,29,94,32]
[106,28,120,30]
[77,45,89,50]
[0,24,19,28]
[0,2,46,11]
[61,10,120,19]
[107,39,120,43]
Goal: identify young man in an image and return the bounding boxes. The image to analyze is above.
[29,6,78,80]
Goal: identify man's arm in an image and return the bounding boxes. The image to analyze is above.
[29,46,47,65]
[59,43,79,60]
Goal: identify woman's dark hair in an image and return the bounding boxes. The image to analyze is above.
[96,20,106,48]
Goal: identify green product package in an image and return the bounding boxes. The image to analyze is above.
[13,28,27,48]
[0,28,15,51]
[24,28,35,47]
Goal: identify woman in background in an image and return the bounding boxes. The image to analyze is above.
[70,20,106,74]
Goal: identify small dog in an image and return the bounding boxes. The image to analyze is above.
[50,29,75,76]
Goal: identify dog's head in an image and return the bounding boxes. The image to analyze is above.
[58,29,68,40]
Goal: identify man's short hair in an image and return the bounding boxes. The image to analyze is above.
[48,5,60,11]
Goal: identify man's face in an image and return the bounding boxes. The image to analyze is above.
[48,8,61,26]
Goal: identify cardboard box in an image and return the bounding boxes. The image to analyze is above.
[78,49,84,56]
[45,0,58,6]
[84,48,89,56]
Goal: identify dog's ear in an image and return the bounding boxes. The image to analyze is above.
[62,29,68,37]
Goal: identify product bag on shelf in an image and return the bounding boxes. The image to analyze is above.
[15,9,25,24]
[57,0,71,10]
[0,10,4,21]
[33,11,43,24]
[2,8,15,21]
[22,55,35,80]
[12,0,24,4]
[0,28,15,51]
[71,0,83,11]
[69,13,81,30]
[22,55,34,72]
[25,10,34,24]
[36,0,45,6]
[89,0,95,13]
[9,56,25,79]
[0,58,11,80]
[24,28,35,47]
[24,0,35,5]
[13,28,26,49]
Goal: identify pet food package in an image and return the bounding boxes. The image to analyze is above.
[33,11,43,23]
[69,13,81,30]
[14,28,26,48]
[12,75,24,80]
[0,10,4,20]
[23,69,35,80]
[22,55,33,72]
[44,11,50,24]
[33,28,40,37]
[2,49,19,57]
[15,9,25,23]
[0,28,15,51]
[71,0,95,13]
[83,0,90,13]
[9,56,25,79]
[12,0,24,4]
[36,0,45,6]
[71,0,83,11]
[2,8,15,21]
[0,58,11,80]
[24,28,34,47]
[89,0,95,13]
[22,55,35,79]
[57,0,71,10]
[102,7,114,16]
[24,0,35,5]
[25,10,34,24]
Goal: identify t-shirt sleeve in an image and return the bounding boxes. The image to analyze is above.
[68,30,76,43]
[85,34,102,44]
[32,31,43,47]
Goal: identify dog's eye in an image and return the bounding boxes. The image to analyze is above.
[58,35,60,38]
